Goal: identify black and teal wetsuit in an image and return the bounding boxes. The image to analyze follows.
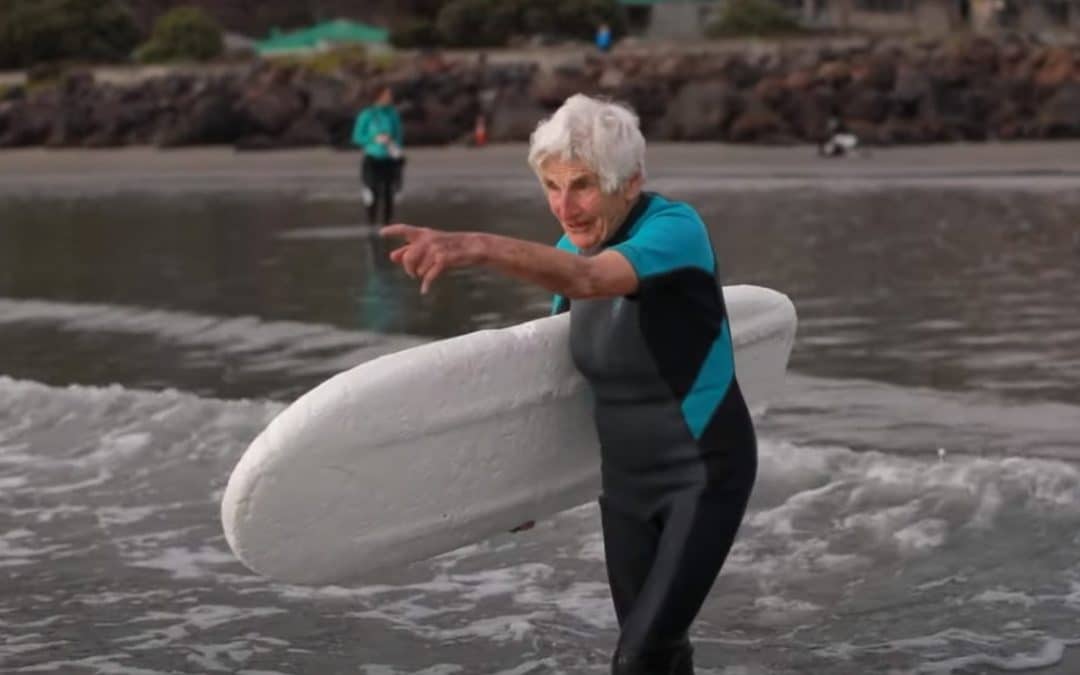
[553,193,757,675]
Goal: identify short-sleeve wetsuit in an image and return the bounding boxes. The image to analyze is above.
[552,192,757,674]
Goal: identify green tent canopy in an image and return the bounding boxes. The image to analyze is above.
[255,19,389,55]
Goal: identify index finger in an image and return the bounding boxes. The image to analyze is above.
[379,223,418,241]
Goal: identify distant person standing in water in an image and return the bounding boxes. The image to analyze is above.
[352,86,404,226]
[595,22,613,53]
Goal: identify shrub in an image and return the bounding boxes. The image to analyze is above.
[280,45,369,76]
[390,18,441,48]
[0,0,141,68]
[136,6,223,63]
[706,0,802,38]
[436,0,503,47]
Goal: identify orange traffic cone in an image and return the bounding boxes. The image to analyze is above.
[474,115,488,147]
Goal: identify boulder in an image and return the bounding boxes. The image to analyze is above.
[488,94,548,143]
[1037,82,1080,137]
[156,88,244,147]
[237,84,305,135]
[656,80,741,141]
[0,100,55,147]
[1034,48,1077,91]
[529,64,596,107]
[842,89,890,124]
[729,96,791,143]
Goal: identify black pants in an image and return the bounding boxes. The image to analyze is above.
[361,156,403,225]
[600,453,756,675]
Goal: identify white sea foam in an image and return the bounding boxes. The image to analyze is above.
[919,637,1071,673]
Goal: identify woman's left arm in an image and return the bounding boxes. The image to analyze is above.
[381,225,637,297]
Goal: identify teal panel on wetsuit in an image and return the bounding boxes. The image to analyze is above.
[606,196,733,440]
[610,199,715,280]
[681,318,734,439]
[551,234,579,315]
[568,193,738,452]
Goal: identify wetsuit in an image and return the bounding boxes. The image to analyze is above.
[553,193,757,675]
[351,104,404,225]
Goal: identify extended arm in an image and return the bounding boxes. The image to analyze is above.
[381,225,638,297]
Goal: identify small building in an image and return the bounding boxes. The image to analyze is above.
[254,19,390,57]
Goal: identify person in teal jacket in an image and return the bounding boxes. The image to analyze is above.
[352,86,404,226]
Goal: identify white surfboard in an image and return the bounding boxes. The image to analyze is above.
[221,285,797,585]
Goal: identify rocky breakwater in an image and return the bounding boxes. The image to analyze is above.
[1,36,1078,149]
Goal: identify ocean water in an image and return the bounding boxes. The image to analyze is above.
[2,157,1080,674]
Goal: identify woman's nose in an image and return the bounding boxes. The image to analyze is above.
[555,191,576,218]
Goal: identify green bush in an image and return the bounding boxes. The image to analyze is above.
[434,0,624,48]
[435,0,503,47]
[390,18,441,48]
[136,6,223,63]
[0,0,141,68]
[706,0,802,38]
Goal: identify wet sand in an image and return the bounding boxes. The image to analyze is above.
[2,141,1080,192]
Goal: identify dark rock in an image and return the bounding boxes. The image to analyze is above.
[891,64,934,118]
[842,89,890,124]
[781,87,835,141]
[529,65,596,108]
[729,96,790,143]
[237,84,305,135]
[1038,82,1080,137]
[656,80,740,141]
[45,102,95,147]
[851,56,897,92]
[489,95,548,143]
[1034,48,1077,91]
[156,88,244,147]
[0,100,55,147]
[279,114,332,147]
[817,61,852,88]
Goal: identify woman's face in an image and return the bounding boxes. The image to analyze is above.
[539,157,640,251]
[376,88,393,105]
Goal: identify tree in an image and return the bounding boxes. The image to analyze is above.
[136,6,224,63]
[0,0,141,68]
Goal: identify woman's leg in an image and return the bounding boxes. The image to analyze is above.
[371,159,395,225]
[361,157,377,224]
[380,164,395,224]
[610,469,755,675]
[600,496,659,629]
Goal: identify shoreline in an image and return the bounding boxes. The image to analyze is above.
[2,141,1080,189]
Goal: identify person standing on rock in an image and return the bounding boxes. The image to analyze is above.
[352,85,405,226]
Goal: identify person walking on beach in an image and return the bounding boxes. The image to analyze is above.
[381,94,756,675]
[352,85,404,226]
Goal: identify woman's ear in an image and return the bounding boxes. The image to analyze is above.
[625,172,644,203]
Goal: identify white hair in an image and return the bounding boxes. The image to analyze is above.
[528,94,646,194]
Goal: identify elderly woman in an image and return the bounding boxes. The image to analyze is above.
[382,94,757,675]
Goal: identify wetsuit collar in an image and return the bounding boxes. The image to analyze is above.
[603,192,651,250]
